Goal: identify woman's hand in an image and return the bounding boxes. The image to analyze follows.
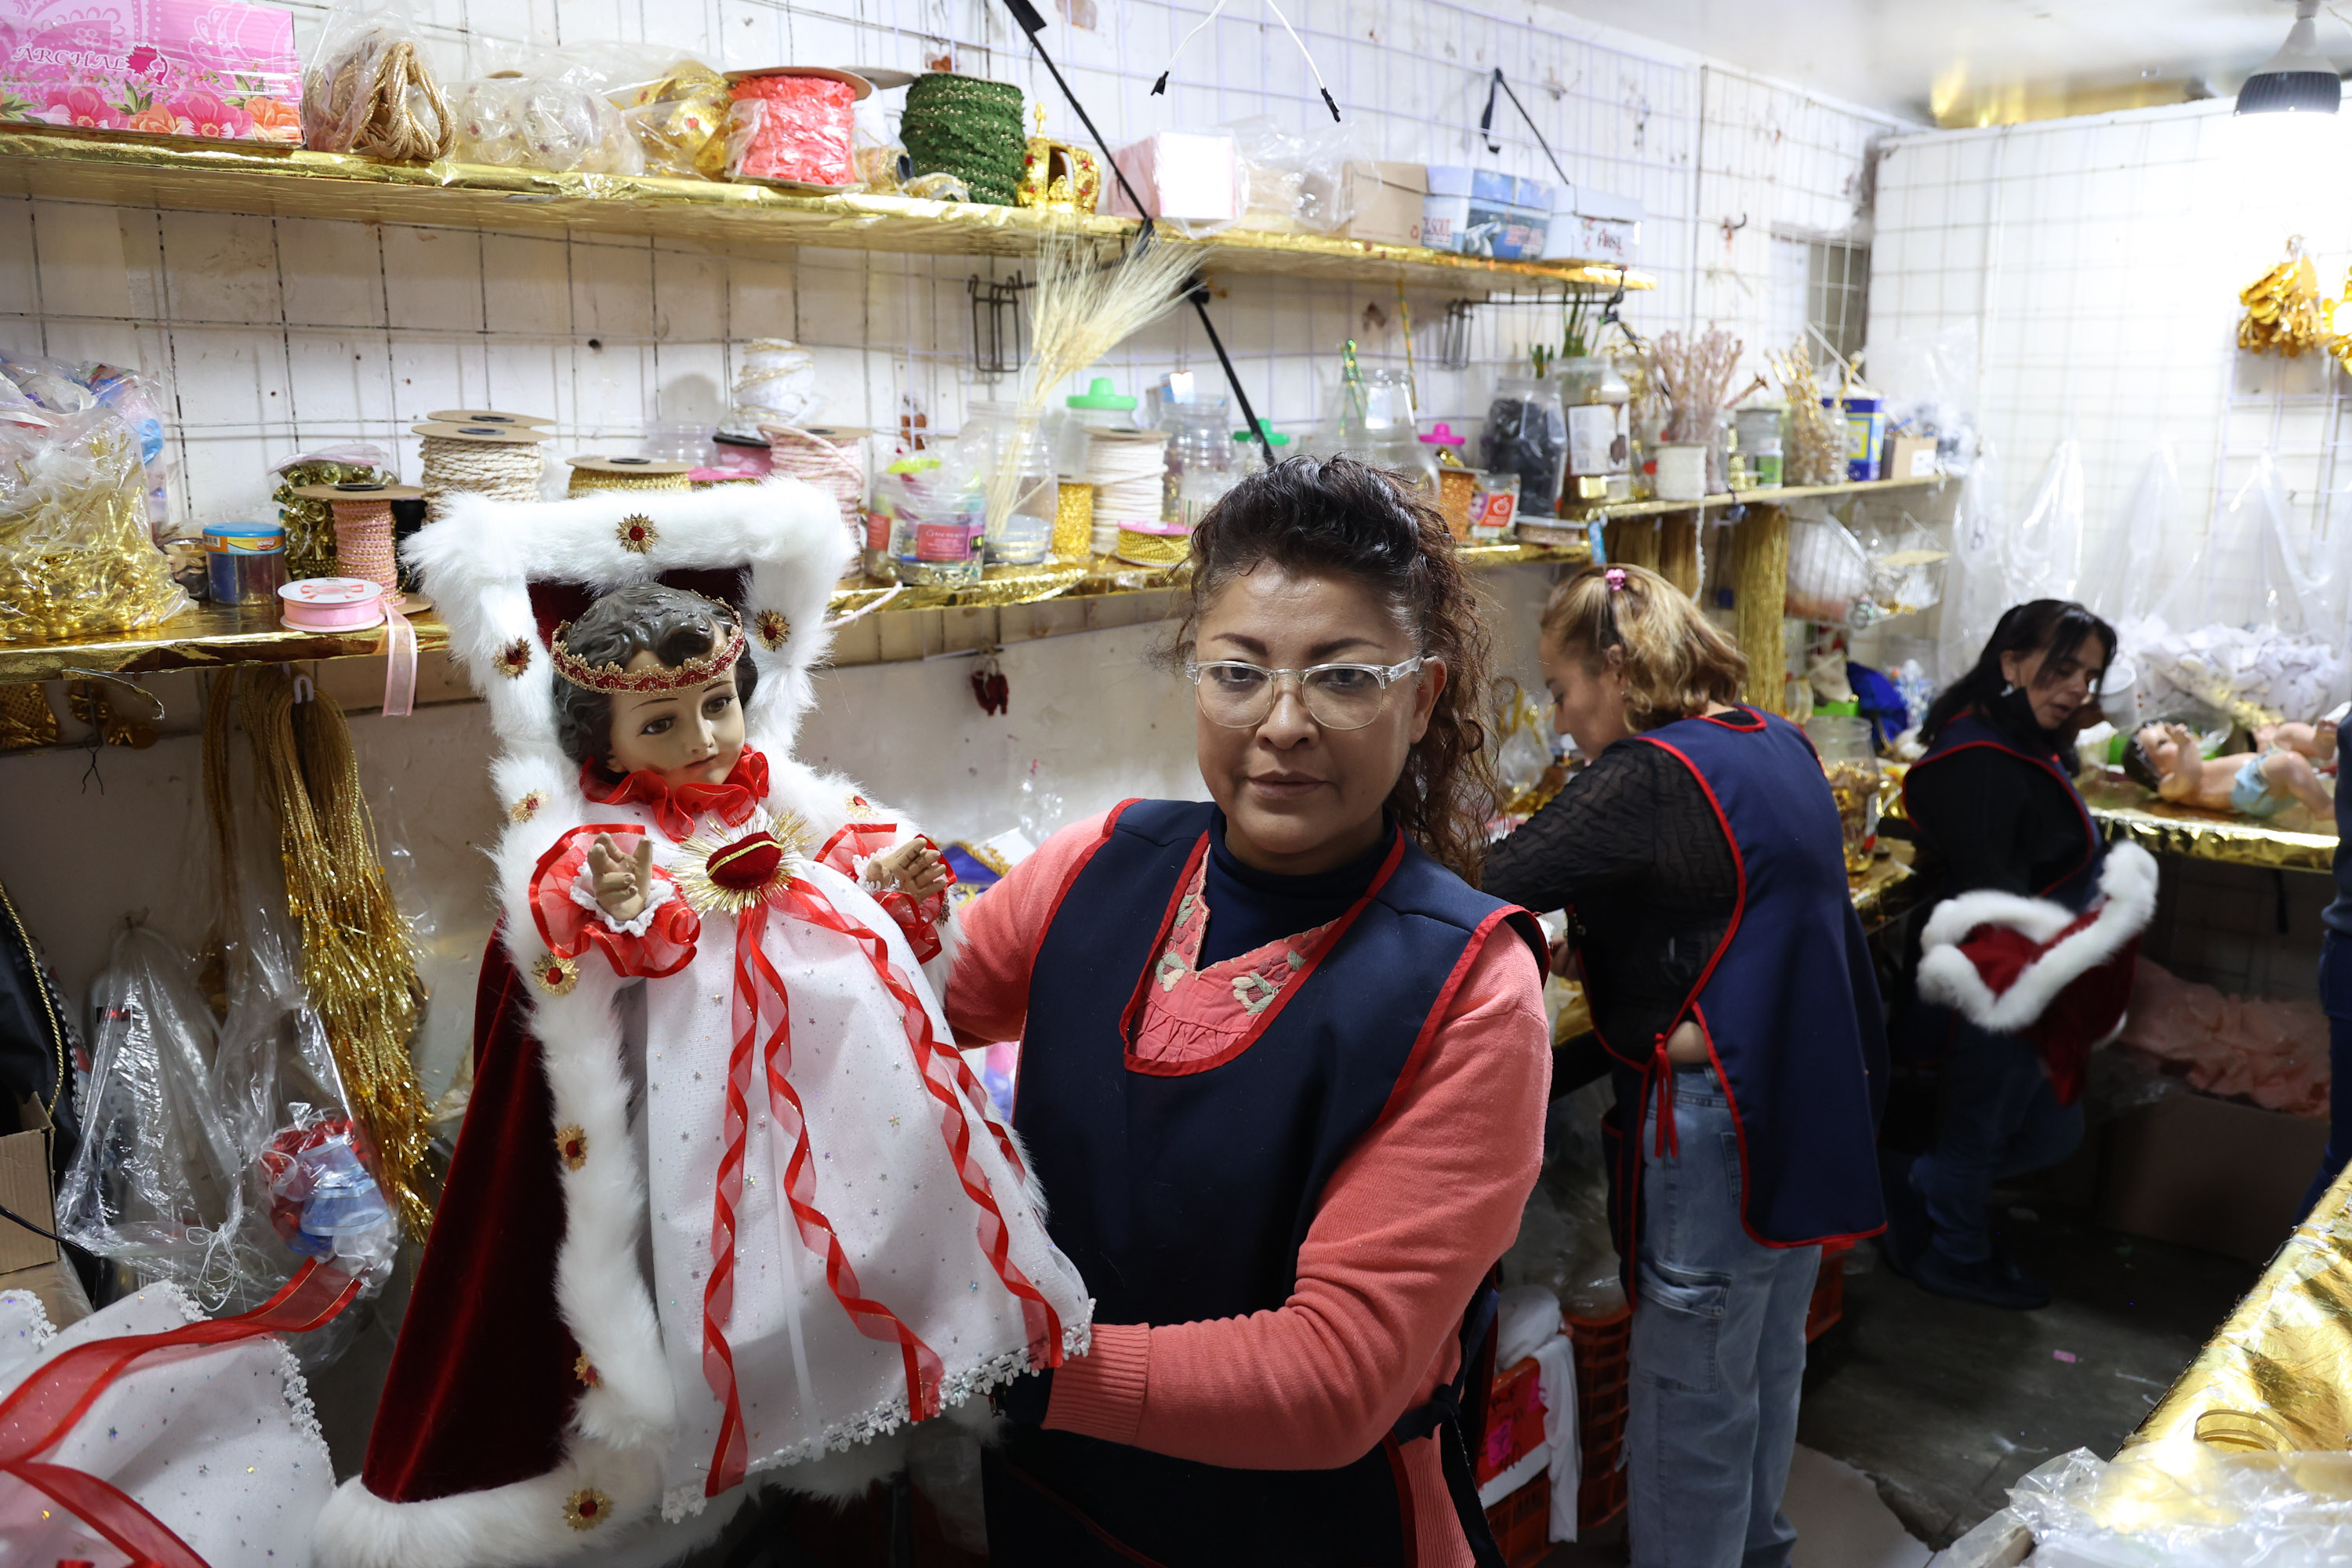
[866,839,951,902]
[588,833,654,924]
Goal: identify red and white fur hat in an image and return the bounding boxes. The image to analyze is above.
[1915,841,2159,1100]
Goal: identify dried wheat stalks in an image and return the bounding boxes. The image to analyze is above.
[987,223,1198,529]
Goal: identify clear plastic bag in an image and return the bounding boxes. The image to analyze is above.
[450,57,645,176]
[1784,503,1871,623]
[2,353,173,541]
[1226,117,1367,234]
[0,401,187,644]
[1857,512,1947,625]
[300,2,454,162]
[1998,1443,2352,1566]
[613,56,731,179]
[60,924,249,1307]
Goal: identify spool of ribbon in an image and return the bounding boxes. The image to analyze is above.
[901,73,1027,205]
[565,457,693,497]
[760,424,868,563]
[724,68,869,187]
[414,421,550,524]
[292,482,430,718]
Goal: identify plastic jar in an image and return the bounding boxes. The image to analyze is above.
[1479,376,1568,518]
[958,400,1057,565]
[202,521,286,606]
[1421,423,1476,537]
[1555,356,1631,506]
[1062,376,1138,474]
[877,457,983,586]
[1233,420,1293,474]
[1164,404,1237,527]
[1735,405,1784,489]
[1802,713,1880,876]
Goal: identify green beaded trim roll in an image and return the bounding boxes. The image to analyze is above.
[902,73,1026,206]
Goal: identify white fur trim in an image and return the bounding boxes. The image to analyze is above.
[314,1443,662,1568]
[1917,843,2158,1033]
[568,869,677,938]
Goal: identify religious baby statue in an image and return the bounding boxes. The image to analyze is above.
[318,482,1088,1567]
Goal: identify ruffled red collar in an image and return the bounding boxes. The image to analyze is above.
[579,748,769,842]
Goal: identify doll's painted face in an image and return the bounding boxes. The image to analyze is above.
[2135,722,2188,779]
[605,655,746,787]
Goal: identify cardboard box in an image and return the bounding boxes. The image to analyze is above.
[1886,433,1939,481]
[1544,187,1644,266]
[0,1098,85,1328]
[1423,164,1473,252]
[1105,132,1239,224]
[1341,160,1426,246]
[2100,1091,2330,1265]
[0,0,303,143]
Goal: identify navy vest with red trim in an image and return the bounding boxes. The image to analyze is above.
[989,798,1543,1566]
[1903,712,2103,909]
[1578,709,1886,1271]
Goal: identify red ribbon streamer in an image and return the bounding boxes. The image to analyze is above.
[0,1261,360,1568]
[699,866,1061,1497]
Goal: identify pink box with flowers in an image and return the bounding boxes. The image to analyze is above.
[1,0,302,143]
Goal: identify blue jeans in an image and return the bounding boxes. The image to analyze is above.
[1910,1019,2083,1265]
[2300,934,2352,1214]
[1627,1069,1819,1568]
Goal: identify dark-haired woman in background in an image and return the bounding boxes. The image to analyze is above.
[1893,600,2136,1310]
[949,457,1549,1566]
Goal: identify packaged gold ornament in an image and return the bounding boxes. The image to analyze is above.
[0,405,187,644]
[618,57,731,178]
[2239,240,2330,357]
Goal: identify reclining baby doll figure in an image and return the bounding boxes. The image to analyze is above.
[2125,718,2338,819]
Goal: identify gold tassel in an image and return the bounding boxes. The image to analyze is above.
[219,667,435,1240]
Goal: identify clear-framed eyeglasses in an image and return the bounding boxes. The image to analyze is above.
[1185,656,1428,731]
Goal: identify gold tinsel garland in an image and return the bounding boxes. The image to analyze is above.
[2238,241,2330,358]
[205,666,434,1240]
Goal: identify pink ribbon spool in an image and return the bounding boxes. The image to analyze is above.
[728,72,857,186]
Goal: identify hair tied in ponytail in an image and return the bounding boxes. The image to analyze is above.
[1604,567,1628,591]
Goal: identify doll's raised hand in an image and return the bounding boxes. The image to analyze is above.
[589,833,655,924]
[866,838,951,902]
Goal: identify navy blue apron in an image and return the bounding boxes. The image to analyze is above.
[1896,711,2109,1087]
[1571,709,1886,1284]
[985,799,1544,1567]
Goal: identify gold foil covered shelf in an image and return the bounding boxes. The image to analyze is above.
[2089,797,2339,875]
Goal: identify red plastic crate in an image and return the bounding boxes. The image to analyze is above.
[1564,1304,1633,1534]
[1475,1355,1548,1487]
[1806,1240,1855,1343]
[1483,1471,1552,1568]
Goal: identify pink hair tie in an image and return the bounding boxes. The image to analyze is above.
[1604,567,1628,591]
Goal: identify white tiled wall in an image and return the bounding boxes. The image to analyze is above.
[2,0,1901,532]
[1870,101,2352,637]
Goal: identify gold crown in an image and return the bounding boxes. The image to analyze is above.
[549,614,747,693]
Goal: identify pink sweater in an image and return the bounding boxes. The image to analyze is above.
[946,809,1552,1566]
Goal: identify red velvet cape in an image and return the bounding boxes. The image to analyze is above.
[362,932,583,1501]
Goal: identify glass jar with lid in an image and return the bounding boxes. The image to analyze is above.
[1479,375,1568,517]
[957,399,1057,565]
[1163,402,1237,527]
[1802,713,1880,876]
[1555,356,1631,505]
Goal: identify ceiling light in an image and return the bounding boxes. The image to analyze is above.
[2238,0,2341,114]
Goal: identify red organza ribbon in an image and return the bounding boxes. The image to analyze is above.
[813,822,954,964]
[0,1261,360,1568]
[579,750,771,843]
[699,872,1058,1497]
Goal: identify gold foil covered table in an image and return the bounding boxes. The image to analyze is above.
[2129,1162,2352,1457]
[2089,797,2339,875]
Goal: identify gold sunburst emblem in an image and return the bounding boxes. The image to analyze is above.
[670,811,812,916]
[564,1486,612,1530]
[534,952,580,996]
[616,514,659,554]
[575,1352,603,1388]
[753,608,790,649]
[508,789,546,823]
[492,636,533,678]
[557,1124,589,1170]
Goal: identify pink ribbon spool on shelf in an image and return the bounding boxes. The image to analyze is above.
[723,67,872,188]
[287,480,431,719]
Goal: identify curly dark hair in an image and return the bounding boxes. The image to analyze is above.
[551,583,757,768]
[1171,455,1500,883]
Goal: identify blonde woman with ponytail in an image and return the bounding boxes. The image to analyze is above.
[1483,563,1886,1568]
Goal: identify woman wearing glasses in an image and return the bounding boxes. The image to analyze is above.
[1482,564,1884,1568]
[946,457,1549,1566]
